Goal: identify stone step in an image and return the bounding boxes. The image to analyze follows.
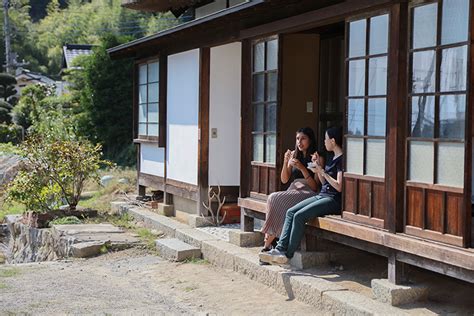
[155,238,201,262]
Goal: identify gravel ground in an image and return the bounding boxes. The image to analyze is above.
[0,248,318,315]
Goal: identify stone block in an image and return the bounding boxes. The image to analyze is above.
[157,203,174,217]
[175,228,219,248]
[126,207,189,237]
[155,238,201,262]
[228,231,264,247]
[233,252,287,295]
[188,214,213,228]
[322,290,409,316]
[71,241,106,258]
[284,274,346,308]
[371,278,429,306]
[110,201,127,214]
[289,251,330,270]
[201,239,250,270]
[175,210,189,223]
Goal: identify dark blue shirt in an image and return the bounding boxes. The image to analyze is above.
[319,155,343,204]
[291,155,314,181]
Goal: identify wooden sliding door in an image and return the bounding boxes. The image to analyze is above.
[343,12,390,228]
[249,36,279,198]
[404,0,472,247]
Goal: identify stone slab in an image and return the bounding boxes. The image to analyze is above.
[175,228,219,248]
[156,238,201,262]
[126,207,189,237]
[371,278,429,306]
[110,201,128,213]
[70,241,106,258]
[233,252,287,295]
[289,251,330,270]
[201,239,251,270]
[188,214,213,228]
[158,203,174,217]
[322,290,410,315]
[52,224,123,235]
[228,231,264,247]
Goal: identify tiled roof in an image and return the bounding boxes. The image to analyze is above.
[62,44,94,69]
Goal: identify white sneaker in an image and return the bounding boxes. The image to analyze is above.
[258,248,288,265]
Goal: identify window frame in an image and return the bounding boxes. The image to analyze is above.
[251,36,279,165]
[134,57,166,146]
[406,0,470,188]
[345,12,391,178]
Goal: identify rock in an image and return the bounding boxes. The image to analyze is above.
[0,155,22,187]
[100,175,114,187]
[118,178,129,184]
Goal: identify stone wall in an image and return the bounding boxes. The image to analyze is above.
[6,216,71,263]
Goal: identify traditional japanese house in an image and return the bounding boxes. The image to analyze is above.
[109,0,474,285]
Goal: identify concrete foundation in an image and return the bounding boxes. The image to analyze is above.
[157,203,174,217]
[228,231,264,247]
[289,251,330,270]
[371,278,429,306]
[187,214,214,228]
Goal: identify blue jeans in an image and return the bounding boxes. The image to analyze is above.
[276,195,340,258]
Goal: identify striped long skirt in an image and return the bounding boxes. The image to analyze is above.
[261,180,317,238]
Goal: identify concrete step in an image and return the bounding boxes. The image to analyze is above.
[156,238,201,262]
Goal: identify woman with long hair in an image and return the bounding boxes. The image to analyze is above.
[259,127,323,262]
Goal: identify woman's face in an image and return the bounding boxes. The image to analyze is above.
[324,132,335,151]
[296,132,310,152]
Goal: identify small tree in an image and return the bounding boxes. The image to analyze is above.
[6,134,112,212]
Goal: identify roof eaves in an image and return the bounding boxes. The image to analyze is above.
[107,0,265,56]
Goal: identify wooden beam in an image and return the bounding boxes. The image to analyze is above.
[158,56,168,147]
[308,216,474,271]
[198,47,211,215]
[138,173,165,191]
[237,197,268,213]
[239,0,394,39]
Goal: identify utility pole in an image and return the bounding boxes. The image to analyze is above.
[3,0,12,74]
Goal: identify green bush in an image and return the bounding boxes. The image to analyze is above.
[49,216,82,226]
[5,134,113,212]
[0,124,22,144]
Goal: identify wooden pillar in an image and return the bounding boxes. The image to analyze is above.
[386,1,408,233]
[388,249,407,285]
[240,39,252,199]
[241,209,255,232]
[197,47,211,215]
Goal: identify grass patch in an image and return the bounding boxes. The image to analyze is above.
[49,216,82,226]
[0,200,25,222]
[136,227,157,249]
[0,282,7,289]
[182,257,209,265]
[0,267,20,278]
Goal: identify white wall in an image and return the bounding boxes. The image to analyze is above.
[140,144,165,177]
[167,49,200,185]
[209,42,242,186]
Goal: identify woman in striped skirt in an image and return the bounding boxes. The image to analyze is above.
[260,127,323,255]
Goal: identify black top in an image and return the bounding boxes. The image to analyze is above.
[319,154,343,204]
[291,155,314,181]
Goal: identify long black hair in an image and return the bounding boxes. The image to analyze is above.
[326,126,343,147]
[294,127,317,160]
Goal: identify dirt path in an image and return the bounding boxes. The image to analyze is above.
[0,248,318,315]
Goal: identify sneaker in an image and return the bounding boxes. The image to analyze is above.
[259,248,289,265]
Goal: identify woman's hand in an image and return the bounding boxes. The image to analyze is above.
[289,158,305,171]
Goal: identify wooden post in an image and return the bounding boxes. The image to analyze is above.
[388,249,407,285]
[240,39,252,199]
[241,209,255,232]
[386,1,408,233]
[197,47,211,215]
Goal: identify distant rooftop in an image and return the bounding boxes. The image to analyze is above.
[62,44,94,70]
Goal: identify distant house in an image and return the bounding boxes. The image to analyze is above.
[109,0,474,287]
[14,67,63,96]
[61,44,94,72]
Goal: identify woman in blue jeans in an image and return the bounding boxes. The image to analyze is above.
[260,126,343,265]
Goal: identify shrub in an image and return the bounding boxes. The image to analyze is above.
[0,124,22,144]
[5,134,113,212]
